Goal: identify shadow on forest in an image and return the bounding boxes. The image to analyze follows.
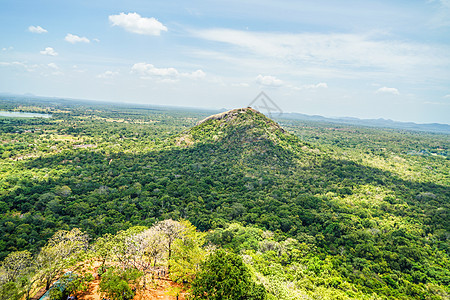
[20,139,448,217]
[1,138,447,260]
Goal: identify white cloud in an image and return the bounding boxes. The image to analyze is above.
[65,33,90,44]
[47,63,63,75]
[97,71,119,79]
[132,63,178,77]
[0,61,44,72]
[186,69,206,79]
[0,61,26,67]
[255,75,327,90]
[302,82,328,89]
[93,38,100,43]
[256,75,283,87]
[47,63,59,70]
[444,94,450,98]
[427,0,450,7]
[1,61,62,76]
[49,71,63,76]
[40,47,58,56]
[424,101,449,105]
[28,25,47,34]
[72,65,86,73]
[191,28,449,83]
[109,12,168,36]
[376,87,400,95]
[232,83,250,87]
[288,82,328,91]
[131,63,205,80]
[158,78,178,84]
[427,0,450,27]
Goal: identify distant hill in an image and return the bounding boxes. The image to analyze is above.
[175,107,287,146]
[2,93,448,133]
[277,112,450,134]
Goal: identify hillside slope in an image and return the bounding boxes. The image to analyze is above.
[168,108,450,298]
[1,105,449,299]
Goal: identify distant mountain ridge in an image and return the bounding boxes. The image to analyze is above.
[277,112,450,134]
[1,93,448,134]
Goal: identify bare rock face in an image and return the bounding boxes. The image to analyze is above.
[197,108,258,125]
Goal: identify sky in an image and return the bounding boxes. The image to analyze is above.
[0,0,449,124]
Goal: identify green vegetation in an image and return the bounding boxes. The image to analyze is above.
[0,97,449,299]
[48,272,93,300]
[99,267,142,300]
[190,249,266,300]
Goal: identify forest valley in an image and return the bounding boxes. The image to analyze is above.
[0,97,449,299]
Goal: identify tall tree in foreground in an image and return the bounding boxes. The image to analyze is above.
[1,250,32,282]
[154,219,184,273]
[169,220,206,284]
[93,233,114,271]
[190,249,266,300]
[37,228,89,290]
[124,227,165,287]
[99,267,142,300]
[0,250,37,300]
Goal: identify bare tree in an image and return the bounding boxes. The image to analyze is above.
[123,227,166,287]
[109,226,147,269]
[136,227,166,268]
[154,219,184,273]
[124,231,153,273]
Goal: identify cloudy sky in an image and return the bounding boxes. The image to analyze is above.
[1,0,449,123]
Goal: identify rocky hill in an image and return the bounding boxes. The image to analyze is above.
[1,102,448,299]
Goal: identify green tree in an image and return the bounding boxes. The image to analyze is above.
[1,250,32,282]
[0,281,22,300]
[190,249,266,300]
[48,272,93,300]
[169,220,206,284]
[37,228,89,290]
[93,233,114,270]
[0,250,36,300]
[99,267,142,300]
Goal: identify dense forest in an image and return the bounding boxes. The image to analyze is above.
[0,97,449,299]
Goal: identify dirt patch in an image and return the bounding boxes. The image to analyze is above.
[77,275,187,300]
[77,278,101,300]
[135,278,187,300]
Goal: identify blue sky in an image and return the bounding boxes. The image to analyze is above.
[1,0,449,123]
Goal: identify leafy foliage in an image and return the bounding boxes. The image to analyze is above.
[190,249,266,300]
[169,220,206,283]
[0,97,449,299]
[37,228,89,290]
[99,267,142,300]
